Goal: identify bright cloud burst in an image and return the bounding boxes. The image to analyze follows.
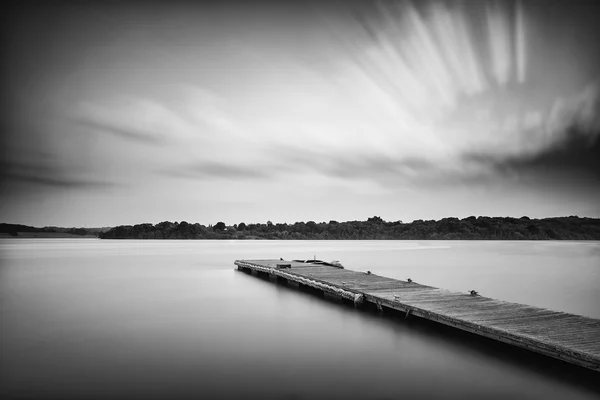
[67,0,597,184]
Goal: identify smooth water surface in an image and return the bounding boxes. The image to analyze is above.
[1,239,599,399]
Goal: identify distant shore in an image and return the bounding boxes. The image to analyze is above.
[0,224,105,239]
[4,216,600,240]
[0,232,97,239]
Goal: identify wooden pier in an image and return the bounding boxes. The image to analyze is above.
[235,259,600,372]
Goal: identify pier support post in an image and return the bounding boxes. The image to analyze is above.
[324,292,342,302]
[256,270,269,278]
[287,279,300,288]
[376,301,383,313]
[353,294,364,308]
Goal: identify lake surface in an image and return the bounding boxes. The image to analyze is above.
[1,239,599,399]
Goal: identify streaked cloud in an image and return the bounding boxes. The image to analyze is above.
[75,117,165,144]
[160,161,272,181]
[349,0,489,119]
[73,99,187,144]
[429,2,486,96]
[0,159,116,190]
[64,0,596,193]
[175,86,239,134]
[486,1,513,85]
[515,0,527,83]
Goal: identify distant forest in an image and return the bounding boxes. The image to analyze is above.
[96,216,600,240]
[3,216,599,240]
[0,224,107,238]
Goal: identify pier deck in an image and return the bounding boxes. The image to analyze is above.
[235,259,600,372]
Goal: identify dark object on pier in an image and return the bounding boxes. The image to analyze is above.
[292,259,344,268]
[407,278,412,283]
[469,290,479,296]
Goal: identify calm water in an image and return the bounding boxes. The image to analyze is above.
[1,239,599,399]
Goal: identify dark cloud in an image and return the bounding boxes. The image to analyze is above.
[269,140,597,190]
[0,159,117,190]
[459,79,600,182]
[463,127,600,181]
[75,118,165,144]
[5,173,115,189]
[160,161,272,180]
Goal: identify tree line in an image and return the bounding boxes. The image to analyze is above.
[96,216,600,240]
[0,223,107,237]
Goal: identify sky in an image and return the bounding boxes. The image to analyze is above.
[1,0,599,227]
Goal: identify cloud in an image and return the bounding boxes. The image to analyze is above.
[73,97,194,144]
[514,81,599,158]
[175,86,238,134]
[305,152,435,181]
[515,0,527,83]
[75,117,165,144]
[462,132,600,182]
[258,144,479,189]
[159,161,273,181]
[546,81,600,144]
[0,159,117,189]
[264,78,600,188]
[71,88,243,163]
[514,129,599,177]
[486,1,512,85]
[343,0,502,121]
[461,81,600,180]
[303,0,537,166]
[6,173,116,189]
